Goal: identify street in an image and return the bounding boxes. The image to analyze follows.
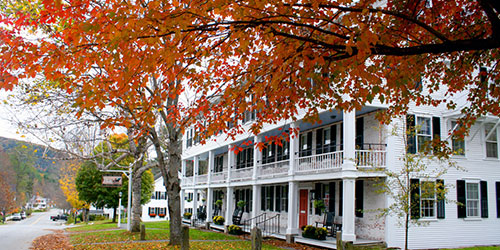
[0,209,68,250]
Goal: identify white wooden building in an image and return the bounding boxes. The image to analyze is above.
[141,176,169,222]
[180,99,500,249]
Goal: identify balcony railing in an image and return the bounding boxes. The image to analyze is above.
[182,176,194,186]
[257,160,289,179]
[356,150,386,168]
[196,174,208,185]
[230,167,253,181]
[296,151,344,174]
[211,171,227,184]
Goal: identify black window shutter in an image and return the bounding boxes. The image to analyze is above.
[432,117,441,140]
[457,180,466,218]
[331,125,337,152]
[261,186,265,211]
[329,182,336,214]
[496,182,500,218]
[316,128,324,154]
[276,185,282,212]
[356,117,364,149]
[436,179,445,219]
[307,131,313,156]
[410,179,420,219]
[407,115,416,154]
[355,180,364,217]
[340,123,344,151]
[315,183,322,214]
[339,181,343,216]
[480,181,488,218]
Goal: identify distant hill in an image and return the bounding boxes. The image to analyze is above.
[0,136,69,208]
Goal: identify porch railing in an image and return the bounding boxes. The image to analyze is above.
[230,167,253,182]
[257,160,289,179]
[296,151,344,173]
[356,150,386,167]
[211,171,227,184]
[242,213,280,237]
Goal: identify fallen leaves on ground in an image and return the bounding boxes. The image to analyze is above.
[31,230,73,250]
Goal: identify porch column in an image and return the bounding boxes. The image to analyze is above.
[193,156,199,184]
[289,122,298,176]
[253,135,261,180]
[206,187,213,222]
[342,109,357,242]
[181,160,186,179]
[192,188,198,223]
[342,109,356,171]
[225,186,234,226]
[251,184,261,227]
[227,144,234,182]
[286,181,299,235]
[208,150,214,184]
[180,189,185,216]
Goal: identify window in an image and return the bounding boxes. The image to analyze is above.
[466,183,479,217]
[411,179,445,219]
[417,117,432,152]
[406,115,441,153]
[261,185,288,212]
[457,180,488,218]
[420,181,436,218]
[186,128,193,148]
[485,123,498,158]
[276,140,290,161]
[214,154,224,173]
[451,121,465,155]
[236,147,253,169]
[299,131,313,157]
[235,188,252,212]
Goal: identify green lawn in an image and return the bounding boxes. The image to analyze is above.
[67,220,282,249]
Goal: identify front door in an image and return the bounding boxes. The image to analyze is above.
[299,189,308,228]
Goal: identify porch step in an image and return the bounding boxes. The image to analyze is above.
[295,236,337,249]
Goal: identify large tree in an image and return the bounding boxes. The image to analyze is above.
[1,0,499,245]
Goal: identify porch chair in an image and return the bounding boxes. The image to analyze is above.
[315,212,337,236]
[232,207,243,225]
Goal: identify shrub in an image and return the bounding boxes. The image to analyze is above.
[228,224,242,235]
[316,227,328,240]
[213,215,225,225]
[183,212,192,219]
[88,214,107,221]
[302,225,316,239]
[302,225,327,240]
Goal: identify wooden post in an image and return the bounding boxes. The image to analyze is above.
[181,225,189,250]
[251,227,262,250]
[336,231,342,250]
[140,224,146,240]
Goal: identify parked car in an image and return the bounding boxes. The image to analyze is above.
[20,211,26,219]
[11,213,22,221]
[50,214,68,221]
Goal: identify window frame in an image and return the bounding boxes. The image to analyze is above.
[484,123,499,159]
[450,120,466,156]
[416,116,432,153]
[466,182,480,218]
[420,180,437,218]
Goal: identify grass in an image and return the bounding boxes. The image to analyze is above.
[67,220,283,249]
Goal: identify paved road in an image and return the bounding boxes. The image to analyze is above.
[0,209,68,250]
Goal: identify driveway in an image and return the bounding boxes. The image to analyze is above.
[0,209,68,250]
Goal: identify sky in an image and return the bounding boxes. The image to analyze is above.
[0,89,32,142]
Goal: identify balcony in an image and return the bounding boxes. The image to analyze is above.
[257,159,289,179]
[296,151,344,174]
[230,167,253,182]
[211,171,227,184]
[196,174,208,185]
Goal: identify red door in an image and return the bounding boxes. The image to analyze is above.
[299,189,308,228]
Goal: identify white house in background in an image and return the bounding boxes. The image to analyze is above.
[141,176,169,222]
[180,95,500,249]
[28,195,48,210]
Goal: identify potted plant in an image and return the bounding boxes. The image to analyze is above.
[313,200,326,213]
[213,215,225,225]
[237,200,246,210]
[228,224,243,235]
[215,199,223,208]
[183,212,192,219]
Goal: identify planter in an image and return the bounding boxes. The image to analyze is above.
[149,214,156,217]
[158,214,166,217]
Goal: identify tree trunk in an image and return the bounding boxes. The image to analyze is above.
[131,169,143,232]
[166,130,182,246]
[112,206,117,223]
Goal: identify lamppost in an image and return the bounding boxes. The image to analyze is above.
[118,191,122,228]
